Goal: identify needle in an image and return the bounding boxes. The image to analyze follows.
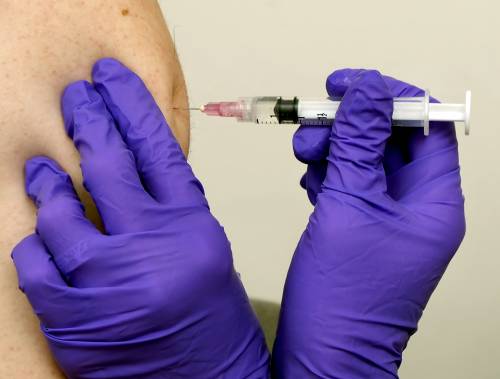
[169,106,203,111]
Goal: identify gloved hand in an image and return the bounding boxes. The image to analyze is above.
[12,58,269,379]
[272,69,465,378]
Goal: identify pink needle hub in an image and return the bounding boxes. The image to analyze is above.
[201,101,244,118]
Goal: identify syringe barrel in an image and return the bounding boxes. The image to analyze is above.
[298,100,339,121]
[201,91,471,135]
[238,97,280,123]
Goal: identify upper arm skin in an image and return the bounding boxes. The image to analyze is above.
[0,1,189,377]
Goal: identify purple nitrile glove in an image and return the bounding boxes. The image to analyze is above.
[272,69,465,378]
[11,58,269,379]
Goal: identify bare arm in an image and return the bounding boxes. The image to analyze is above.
[0,1,189,377]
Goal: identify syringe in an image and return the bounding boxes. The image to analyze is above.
[198,90,471,136]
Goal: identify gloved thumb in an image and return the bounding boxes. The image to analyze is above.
[323,70,392,195]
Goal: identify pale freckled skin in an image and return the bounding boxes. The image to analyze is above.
[0,1,189,377]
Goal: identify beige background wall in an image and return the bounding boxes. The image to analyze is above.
[160,1,499,377]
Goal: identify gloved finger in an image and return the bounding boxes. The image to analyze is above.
[298,70,459,200]
[92,58,207,207]
[26,157,100,274]
[378,77,459,202]
[324,70,392,195]
[299,142,408,205]
[292,125,330,163]
[329,70,460,202]
[293,70,391,164]
[325,68,368,97]
[300,161,328,205]
[326,68,423,98]
[326,69,417,174]
[62,80,155,234]
[11,234,70,327]
[327,69,458,163]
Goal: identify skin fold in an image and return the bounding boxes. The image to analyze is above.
[0,1,189,377]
